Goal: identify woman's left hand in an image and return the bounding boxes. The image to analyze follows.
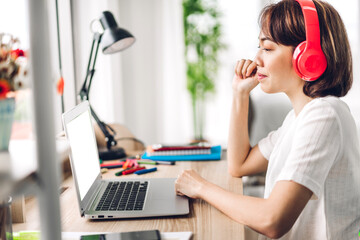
[175,170,207,199]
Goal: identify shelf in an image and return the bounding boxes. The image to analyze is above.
[6,139,70,180]
[0,139,70,224]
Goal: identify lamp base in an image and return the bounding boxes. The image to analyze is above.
[98,147,126,160]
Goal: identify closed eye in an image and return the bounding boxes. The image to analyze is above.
[257,46,271,52]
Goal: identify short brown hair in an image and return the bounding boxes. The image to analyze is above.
[259,0,352,98]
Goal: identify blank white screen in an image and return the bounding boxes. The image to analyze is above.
[66,110,100,200]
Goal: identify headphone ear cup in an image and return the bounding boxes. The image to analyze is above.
[293,41,307,80]
[293,41,327,81]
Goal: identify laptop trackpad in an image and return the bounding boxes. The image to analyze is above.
[147,178,177,200]
[144,178,189,214]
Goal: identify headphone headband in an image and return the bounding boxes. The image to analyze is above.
[295,0,321,49]
[293,0,327,81]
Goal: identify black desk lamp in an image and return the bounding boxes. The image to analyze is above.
[79,11,135,160]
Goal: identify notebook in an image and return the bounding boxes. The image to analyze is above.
[146,144,212,156]
[62,101,189,219]
[142,146,222,161]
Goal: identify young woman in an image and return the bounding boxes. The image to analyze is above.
[175,0,360,239]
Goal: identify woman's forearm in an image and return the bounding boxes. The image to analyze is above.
[199,179,273,236]
[227,93,252,177]
[196,178,312,239]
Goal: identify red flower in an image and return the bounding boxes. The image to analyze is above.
[57,77,64,95]
[0,79,11,99]
[11,49,25,59]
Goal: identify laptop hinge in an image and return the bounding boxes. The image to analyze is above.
[83,178,104,212]
[80,174,103,214]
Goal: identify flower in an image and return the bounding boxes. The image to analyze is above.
[0,33,28,99]
[0,79,11,98]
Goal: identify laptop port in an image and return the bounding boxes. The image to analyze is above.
[98,215,104,218]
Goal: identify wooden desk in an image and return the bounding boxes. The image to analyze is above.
[13,157,244,239]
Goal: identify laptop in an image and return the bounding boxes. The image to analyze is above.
[62,101,189,219]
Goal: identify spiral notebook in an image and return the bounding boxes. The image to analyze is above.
[142,145,222,161]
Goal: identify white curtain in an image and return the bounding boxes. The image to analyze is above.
[71,0,125,126]
[116,0,190,145]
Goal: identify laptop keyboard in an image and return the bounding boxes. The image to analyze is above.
[95,181,148,211]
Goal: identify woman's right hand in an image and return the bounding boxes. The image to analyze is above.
[232,59,259,95]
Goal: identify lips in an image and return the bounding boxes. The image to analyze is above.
[257,73,267,80]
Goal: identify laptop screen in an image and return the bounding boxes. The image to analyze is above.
[65,109,100,200]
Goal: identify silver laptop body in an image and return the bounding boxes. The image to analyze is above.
[62,101,189,219]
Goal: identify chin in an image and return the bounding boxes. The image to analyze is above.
[259,83,271,93]
[259,83,278,94]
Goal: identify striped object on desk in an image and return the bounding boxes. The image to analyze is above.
[142,145,222,161]
[146,143,211,156]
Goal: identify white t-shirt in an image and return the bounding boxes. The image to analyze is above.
[258,96,360,240]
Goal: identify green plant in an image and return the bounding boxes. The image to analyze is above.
[183,0,225,141]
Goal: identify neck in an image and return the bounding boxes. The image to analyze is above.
[286,86,313,116]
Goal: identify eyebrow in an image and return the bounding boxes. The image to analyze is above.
[258,36,279,46]
[259,36,273,42]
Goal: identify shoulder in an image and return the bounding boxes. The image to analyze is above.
[311,96,349,112]
[295,97,346,156]
[295,97,344,146]
[299,97,346,123]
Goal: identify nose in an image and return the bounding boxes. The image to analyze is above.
[254,50,263,67]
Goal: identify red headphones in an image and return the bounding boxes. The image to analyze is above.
[293,0,327,81]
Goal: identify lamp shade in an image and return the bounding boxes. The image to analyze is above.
[100,11,135,54]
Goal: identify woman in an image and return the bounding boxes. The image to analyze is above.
[175,0,360,239]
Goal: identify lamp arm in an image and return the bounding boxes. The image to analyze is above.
[79,32,116,150]
[79,32,102,101]
[87,33,102,95]
[90,105,117,150]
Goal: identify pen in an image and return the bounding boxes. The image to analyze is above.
[123,159,132,169]
[132,160,139,168]
[155,161,175,165]
[134,167,157,175]
[122,167,146,175]
[115,168,130,176]
[101,164,123,169]
[100,162,125,167]
[137,160,157,165]
[100,162,124,169]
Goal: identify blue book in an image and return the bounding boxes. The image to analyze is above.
[141,145,222,161]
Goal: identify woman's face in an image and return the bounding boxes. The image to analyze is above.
[254,32,302,94]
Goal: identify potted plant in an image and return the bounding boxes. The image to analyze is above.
[182,0,225,142]
[0,33,28,151]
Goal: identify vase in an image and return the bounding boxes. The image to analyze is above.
[0,98,15,151]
